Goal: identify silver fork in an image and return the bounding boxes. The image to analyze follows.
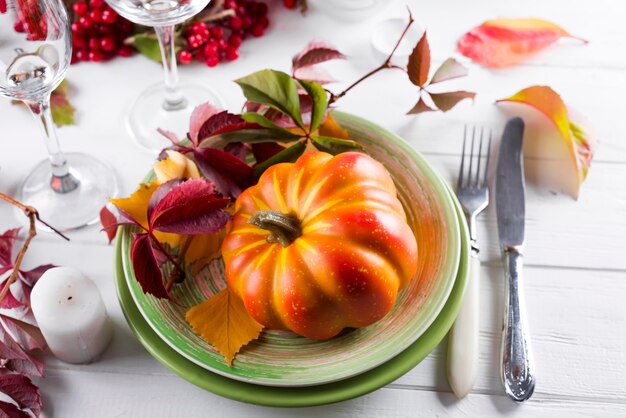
[447,126,491,398]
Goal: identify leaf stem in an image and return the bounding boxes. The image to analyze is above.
[148,232,186,291]
[328,8,415,105]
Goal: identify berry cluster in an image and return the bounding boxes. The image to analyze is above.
[70,0,134,63]
[179,0,270,67]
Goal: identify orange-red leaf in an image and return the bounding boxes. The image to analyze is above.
[407,96,436,115]
[407,32,430,87]
[186,288,263,366]
[497,85,596,197]
[318,113,350,140]
[457,18,585,68]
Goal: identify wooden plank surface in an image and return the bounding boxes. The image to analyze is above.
[1,0,624,416]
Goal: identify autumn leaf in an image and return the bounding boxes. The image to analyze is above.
[186,288,264,366]
[184,230,227,275]
[457,18,587,68]
[153,150,200,184]
[430,58,469,84]
[407,31,430,88]
[192,148,254,199]
[188,103,222,145]
[318,113,351,140]
[407,96,436,114]
[0,375,41,418]
[130,233,168,298]
[99,206,118,244]
[429,91,476,111]
[292,41,345,84]
[0,326,44,378]
[497,85,596,198]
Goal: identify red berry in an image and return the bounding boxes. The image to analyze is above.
[101,35,116,51]
[257,15,269,29]
[205,55,220,67]
[89,37,101,50]
[119,20,134,33]
[203,42,218,57]
[257,2,268,15]
[89,49,104,62]
[209,26,223,39]
[225,47,239,61]
[71,50,82,64]
[224,0,237,9]
[76,49,88,61]
[90,9,103,23]
[217,38,228,52]
[283,0,296,9]
[119,45,134,57]
[228,34,242,47]
[79,16,93,29]
[179,50,193,64]
[72,34,87,48]
[251,23,264,37]
[13,21,25,32]
[71,22,82,34]
[229,16,243,30]
[90,0,105,9]
[101,8,118,24]
[242,15,252,29]
[186,34,203,49]
[73,2,88,16]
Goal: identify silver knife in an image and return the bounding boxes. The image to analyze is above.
[495,117,536,402]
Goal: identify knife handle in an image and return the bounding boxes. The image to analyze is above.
[501,248,536,402]
[447,253,480,398]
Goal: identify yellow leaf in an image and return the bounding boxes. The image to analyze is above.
[153,150,200,183]
[185,230,227,275]
[186,288,264,366]
[319,113,351,140]
[109,182,180,247]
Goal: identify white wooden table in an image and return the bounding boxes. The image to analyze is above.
[1,1,625,416]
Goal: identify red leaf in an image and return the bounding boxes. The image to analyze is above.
[197,111,257,142]
[189,103,222,145]
[408,32,431,88]
[130,234,168,299]
[457,18,585,68]
[0,327,44,377]
[0,315,46,351]
[223,142,249,161]
[0,375,41,417]
[157,129,180,146]
[292,66,336,85]
[0,400,30,418]
[0,279,23,309]
[19,265,54,288]
[147,179,184,221]
[292,41,346,71]
[99,206,118,244]
[0,229,20,267]
[407,96,436,114]
[430,58,469,84]
[149,179,231,235]
[193,149,254,198]
[429,91,476,111]
[252,142,286,164]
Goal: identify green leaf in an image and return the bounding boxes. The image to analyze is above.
[235,70,303,128]
[298,80,327,132]
[50,80,75,126]
[242,112,296,133]
[130,33,162,63]
[253,141,307,179]
[210,128,301,146]
[310,135,362,155]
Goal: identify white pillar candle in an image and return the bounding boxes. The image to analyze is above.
[31,267,113,364]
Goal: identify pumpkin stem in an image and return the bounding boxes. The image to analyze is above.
[248,210,302,248]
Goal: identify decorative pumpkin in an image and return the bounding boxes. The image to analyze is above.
[221,151,418,340]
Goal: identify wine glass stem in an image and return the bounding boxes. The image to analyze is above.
[155,25,187,111]
[25,95,79,194]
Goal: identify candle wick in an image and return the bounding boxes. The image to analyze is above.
[67,296,73,300]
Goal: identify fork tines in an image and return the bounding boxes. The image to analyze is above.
[458,126,492,190]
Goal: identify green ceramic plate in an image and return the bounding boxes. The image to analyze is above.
[113,184,469,407]
[118,112,462,387]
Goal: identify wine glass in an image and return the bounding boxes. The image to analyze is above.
[0,0,119,231]
[105,0,224,152]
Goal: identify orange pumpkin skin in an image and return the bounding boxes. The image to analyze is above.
[221,152,418,340]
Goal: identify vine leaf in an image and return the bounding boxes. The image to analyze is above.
[407,32,430,88]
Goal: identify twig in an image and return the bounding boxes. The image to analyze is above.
[0,193,68,304]
[149,232,186,291]
[328,8,415,105]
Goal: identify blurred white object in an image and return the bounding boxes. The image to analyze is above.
[371,18,424,62]
[309,0,391,21]
[31,267,113,364]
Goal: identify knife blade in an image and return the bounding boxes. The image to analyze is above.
[495,117,536,402]
[496,117,525,249]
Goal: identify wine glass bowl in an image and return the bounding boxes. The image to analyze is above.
[0,0,119,231]
[105,0,209,27]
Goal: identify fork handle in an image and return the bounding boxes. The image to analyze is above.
[447,253,480,398]
[501,248,536,402]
